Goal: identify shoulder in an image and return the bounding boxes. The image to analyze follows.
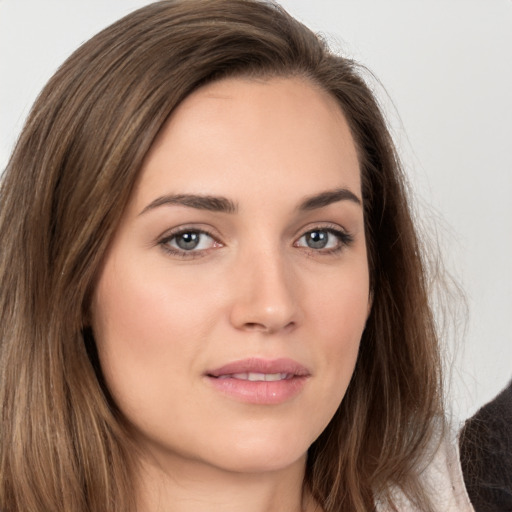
[377,429,474,512]
[459,381,512,511]
[421,433,475,512]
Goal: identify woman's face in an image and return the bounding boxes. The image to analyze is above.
[91,77,370,476]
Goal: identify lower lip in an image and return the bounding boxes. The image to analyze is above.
[206,376,308,405]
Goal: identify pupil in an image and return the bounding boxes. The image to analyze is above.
[307,231,328,249]
[177,232,200,250]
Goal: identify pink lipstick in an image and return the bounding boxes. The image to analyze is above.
[205,358,310,405]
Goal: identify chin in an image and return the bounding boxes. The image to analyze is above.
[206,433,311,474]
[216,451,308,475]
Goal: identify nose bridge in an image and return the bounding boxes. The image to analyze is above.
[229,241,299,333]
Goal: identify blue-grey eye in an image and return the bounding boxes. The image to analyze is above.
[305,230,329,249]
[175,232,201,250]
[296,228,348,251]
[167,231,215,251]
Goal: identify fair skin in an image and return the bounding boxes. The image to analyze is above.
[91,76,370,512]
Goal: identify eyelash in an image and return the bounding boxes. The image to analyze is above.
[158,225,354,259]
[294,226,354,255]
[159,228,219,259]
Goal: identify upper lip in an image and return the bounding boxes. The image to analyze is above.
[206,357,311,378]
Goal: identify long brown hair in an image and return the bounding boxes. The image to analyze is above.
[0,1,444,510]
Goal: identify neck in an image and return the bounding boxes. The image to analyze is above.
[134,451,318,512]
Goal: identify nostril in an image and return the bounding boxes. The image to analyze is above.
[244,322,266,331]
[242,320,296,334]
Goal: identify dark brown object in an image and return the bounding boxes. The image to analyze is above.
[460,380,512,512]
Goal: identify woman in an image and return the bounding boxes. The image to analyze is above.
[0,1,473,510]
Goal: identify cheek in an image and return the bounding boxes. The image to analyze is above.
[92,252,218,351]
[307,266,369,406]
[309,257,370,342]
[89,254,219,415]
[285,299,366,448]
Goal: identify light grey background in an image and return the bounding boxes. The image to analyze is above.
[1,0,511,424]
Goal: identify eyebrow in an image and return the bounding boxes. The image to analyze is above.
[139,187,361,216]
[298,188,362,210]
[139,194,237,215]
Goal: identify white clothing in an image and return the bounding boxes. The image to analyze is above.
[378,435,474,511]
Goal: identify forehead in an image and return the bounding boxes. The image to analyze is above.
[132,76,361,212]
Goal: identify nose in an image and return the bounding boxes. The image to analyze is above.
[228,247,300,334]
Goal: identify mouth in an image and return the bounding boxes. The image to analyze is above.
[205,358,310,405]
[216,372,292,382]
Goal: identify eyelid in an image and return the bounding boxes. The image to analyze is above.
[157,225,223,258]
[157,223,222,242]
[293,222,351,240]
[293,223,354,253]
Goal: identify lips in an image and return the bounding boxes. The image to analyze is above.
[218,372,290,381]
[205,358,310,405]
